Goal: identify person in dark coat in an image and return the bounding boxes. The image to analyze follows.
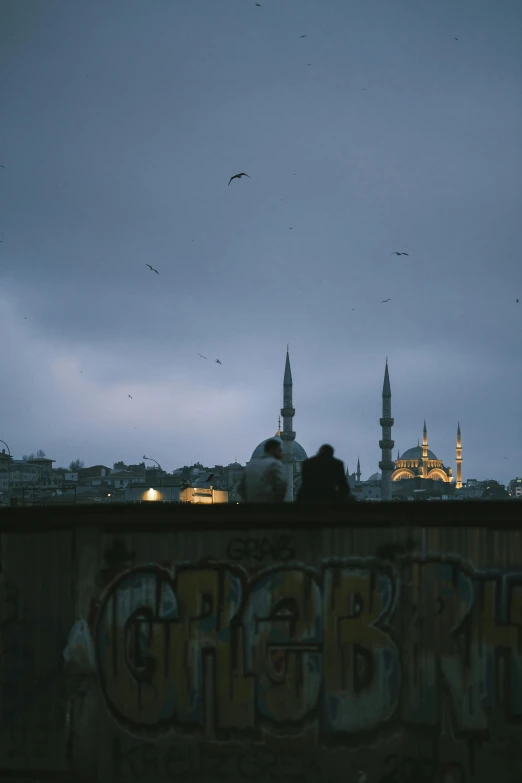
[297,444,353,503]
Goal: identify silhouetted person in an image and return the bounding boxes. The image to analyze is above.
[297,444,353,503]
[236,438,288,502]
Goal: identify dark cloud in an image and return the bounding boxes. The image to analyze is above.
[1,0,521,482]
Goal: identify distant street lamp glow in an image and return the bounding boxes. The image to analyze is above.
[143,455,162,498]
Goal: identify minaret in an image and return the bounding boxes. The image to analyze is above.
[356,457,361,483]
[456,422,462,489]
[379,360,394,501]
[280,348,296,501]
[422,420,429,478]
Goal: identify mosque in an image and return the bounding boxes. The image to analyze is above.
[249,351,462,500]
[250,350,307,500]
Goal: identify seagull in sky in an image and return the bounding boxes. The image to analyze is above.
[516,298,519,303]
[300,35,307,38]
[381,298,391,303]
[128,395,133,399]
[215,359,222,365]
[197,353,208,359]
[392,251,409,256]
[145,264,159,274]
[228,172,251,186]
[0,165,4,169]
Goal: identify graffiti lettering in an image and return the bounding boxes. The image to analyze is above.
[95,558,522,742]
[226,535,295,562]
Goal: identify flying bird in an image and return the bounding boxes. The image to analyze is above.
[300,35,307,38]
[392,251,409,256]
[255,2,261,5]
[516,298,519,303]
[454,37,458,40]
[381,299,391,303]
[128,395,133,399]
[0,165,4,169]
[197,353,208,359]
[215,359,222,365]
[145,264,159,274]
[228,172,251,186]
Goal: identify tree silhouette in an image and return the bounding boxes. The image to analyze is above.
[482,480,509,500]
[22,450,46,461]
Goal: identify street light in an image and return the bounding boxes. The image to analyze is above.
[0,439,11,500]
[143,455,162,499]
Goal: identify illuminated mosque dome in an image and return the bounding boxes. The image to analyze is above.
[399,446,438,461]
[392,421,453,483]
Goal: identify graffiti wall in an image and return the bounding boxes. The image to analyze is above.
[2,505,522,782]
[94,557,522,741]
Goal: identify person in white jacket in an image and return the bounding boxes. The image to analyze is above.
[236,438,288,502]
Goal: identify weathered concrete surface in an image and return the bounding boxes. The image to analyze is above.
[1,502,521,782]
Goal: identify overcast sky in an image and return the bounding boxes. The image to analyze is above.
[1,0,521,483]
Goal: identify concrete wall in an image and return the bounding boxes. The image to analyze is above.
[1,502,521,782]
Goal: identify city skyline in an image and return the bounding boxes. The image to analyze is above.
[1,0,520,484]
[0,345,516,487]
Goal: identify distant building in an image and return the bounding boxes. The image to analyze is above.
[171,462,244,499]
[377,360,460,500]
[393,423,453,483]
[106,470,136,489]
[25,456,56,484]
[508,477,522,498]
[180,485,228,504]
[359,473,382,501]
[78,465,111,480]
[179,472,228,504]
[124,484,182,503]
[0,451,56,492]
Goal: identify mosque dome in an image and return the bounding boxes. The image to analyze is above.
[367,471,382,481]
[400,446,438,461]
[250,437,308,463]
